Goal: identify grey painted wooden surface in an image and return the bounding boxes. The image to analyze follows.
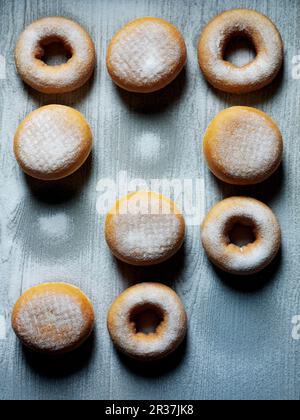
[0,0,299,401]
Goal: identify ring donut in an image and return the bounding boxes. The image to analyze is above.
[105,192,186,266]
[12,283,94,354]
[198,9,283,94]
[15,17,96,94]
[201,197,281,275]
[203,107,283,185]
[107,283,187,361]
[107,17,187,93]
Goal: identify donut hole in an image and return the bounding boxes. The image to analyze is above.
[130,304,165,335]
[36,37,73,66]
[226,217,257,248]
[223,34,257,68]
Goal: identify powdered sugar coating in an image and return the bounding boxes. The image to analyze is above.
[108,283,187,361]
[14,105,92,180]
[201,197,281,275]
[198,9,283,94]
[12,284,94,353]
[105,192,186,266]
[204,107,283,185]
[15,17,96,93]
[107,17,186,92]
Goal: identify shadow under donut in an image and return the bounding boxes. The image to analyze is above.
[211,247,283,294]
[22,331,95,379]
[19,155,93,258]
[115,334,188,379]
[207,62,285,108]
[208,162,285,207]
[23,66,97,109]
[114,66,188,115]
[115,242,187,288]
[23,152,93,206]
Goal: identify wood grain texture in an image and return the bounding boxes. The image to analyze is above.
[0,0,300,400]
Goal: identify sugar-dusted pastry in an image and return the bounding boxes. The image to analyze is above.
[204,107,283,185]
[107,17,187,93]
[105,192,186,266]
[15,17,96,94]
[14,105,93,181]
[12,283,94,354]
[198,9,283,94]
[107,283,187,361]
[201,197,281,275]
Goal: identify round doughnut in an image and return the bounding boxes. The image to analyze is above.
[198,9,283,94]
[105,192,186,266]
[12,283,94,354]
[107,283,187,361]
[203,107,283,185]
[14,105,93,181]
[201,197,281,275]
[15,17,96,94]
[106,17,187,93]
